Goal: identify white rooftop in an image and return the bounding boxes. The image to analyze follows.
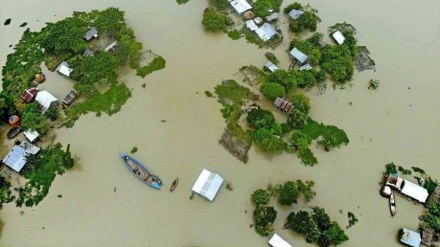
[228,0,252,15]
[56,61,73,77]
[332,30,346,45]
[192,169,224,201]
[245,20,258,31]
[255,23,277,41]
[400,228,421,247]
[3,141,40,172]
[23,130,40,142]
[35,90,58,109]
[299,64,312,70]
[269,234,293,247]
[288,9,304,20]
[264,61,279,72]
[289,48,308,64]
[401,179,429,203]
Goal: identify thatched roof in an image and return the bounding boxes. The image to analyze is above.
[34,73,45,83]
[243,11,255,21]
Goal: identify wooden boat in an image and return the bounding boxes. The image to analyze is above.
[119,152,162,189]
[389,190,396,217]
[170,177,179,192]
[7,126,21,139]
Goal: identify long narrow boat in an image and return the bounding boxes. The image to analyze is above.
[390,190,396,217]
[170,177,179,192]
[118,152,162,189]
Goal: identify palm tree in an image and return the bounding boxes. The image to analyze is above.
[368,79,380,90]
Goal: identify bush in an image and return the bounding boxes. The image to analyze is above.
[290,92,311,114]
[246,109,276,129]
[202,10,230,32]
[209,0,229,10]
[253,205,277,236]
[261,82,286,100]
[228,30,241,40]
[251,189,271,205]
[288,109,307,129]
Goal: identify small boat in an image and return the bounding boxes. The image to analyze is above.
[7,126,21,139]
[389,190,396,217]
[170,177,179,192]
[118,152,162,189]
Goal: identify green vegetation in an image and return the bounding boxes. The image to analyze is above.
[261,82,285,99]
[276,180,316,205]
[398,166,412,175]
[4,18,11,26]
[130,147,138,154]
[214,80,258,163]
[290,119,349,165]
[16,143,74,207]
[252,0,284,17]
[251,189,271,205]
[176,0,190,4]
[384,162,398,175]
[240,26,283,49]
[21,102,50,134]
[225,182,233,191]
[64,83,132,128]
[284,207,349,246]
[289,34,323,66]
[227,29,241,40]
[0,177,14,209]
[253,205,277,236]
[368,79,380,90]
[288,109,307,129]
[209,0,229,10]
[202,9,230,32]
[347,212,358,229]
[205,91,214,98]
[290,92,311,114]
[19,22,27,27]
[285,3,321,33]
[136,56,166,78]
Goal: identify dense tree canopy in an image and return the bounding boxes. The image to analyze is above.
[202,10,230,32]
[246,109,276,129]
[252,126,285,154]
[209,0,229,10]
[266,70,297,91]
[20,102,50,134]
[288,109,307,129]
[261,82,286,99]
[41,17,88,55]
[253,205,277,236]
[290,92,311,114]
[251,189,271,205]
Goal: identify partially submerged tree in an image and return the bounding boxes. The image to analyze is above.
[202,10,230,32]
[261,82,286,100]
[368,79,380,90]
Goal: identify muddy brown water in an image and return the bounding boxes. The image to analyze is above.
[0,0,440,246]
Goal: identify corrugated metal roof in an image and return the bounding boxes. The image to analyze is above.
[84,27,98,41]
[332,31,345,45]
[245,20,258,31]
[56,61,73,77]
[400,228,421,247]
[401,179,429,203]
[192,169,224,201]
[269,234,293,247]
[228,0,252,14]
[288,9,304,20]
[290,48,308,64]
[35,90,58,111]
[264,61,279,72]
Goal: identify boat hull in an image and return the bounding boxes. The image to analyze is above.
[119,152,161,189]
[390,191,396,217]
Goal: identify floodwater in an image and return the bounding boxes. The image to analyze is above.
[0,0,440,246]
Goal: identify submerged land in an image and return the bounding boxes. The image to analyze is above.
[0,0,439,246]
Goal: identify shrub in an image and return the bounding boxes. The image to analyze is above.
[261,82,286,100]
[290,92,311,114]
[202,10,230,32]
[251,189,271,205]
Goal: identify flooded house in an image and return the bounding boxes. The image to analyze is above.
[274,97,293,113]
[62,90,79,107]
[399,228,422,247]
[289,47,308,66]
[264,61,279,72]
[104,41,118,52]
[265,12,279,22]
[192,169,224,202]
[84,27,98,42]
[23,130,40,143]
[20,87,39,103]
[56,61,73,77]
[386,174,429,204]
[35,90,59,114]
[228,0,252,15]
[288,9,304,20]
[3,141,41,173]
[245,20,277,42]
[332,30,346,45]
[268,233,293,247]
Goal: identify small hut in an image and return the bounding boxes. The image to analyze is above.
[265,12,279,22]
[243,11,255,21]
[380,185,392,198]
[8,115,20,127]
[20,87,39,103]
[34,73,46,83]
[35,90,59,114]
[253,17,264,26]
[84,27,98,42]
[289,47,308,65]
[332,31,346,45]
[288,9,304,20]
[399,228,421,247]
[62,90,79,107]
